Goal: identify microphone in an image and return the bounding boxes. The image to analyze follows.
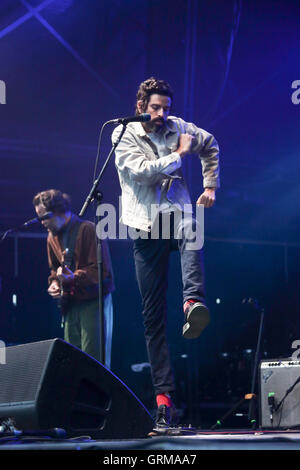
[107,113,151,125]
[23,211,53,226]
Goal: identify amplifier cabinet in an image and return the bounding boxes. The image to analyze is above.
[259,359,300,429]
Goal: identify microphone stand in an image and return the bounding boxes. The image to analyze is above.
[78,123,127,366]
[210,298,265,430]
[247,299,265,423]
[0,217,47,344]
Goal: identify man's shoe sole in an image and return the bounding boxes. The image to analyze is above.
[182,303,210,339]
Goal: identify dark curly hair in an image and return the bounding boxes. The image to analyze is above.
[135,77,174,114]
[32,189,71,214]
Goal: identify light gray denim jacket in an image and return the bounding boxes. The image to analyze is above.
[112,116,220,232]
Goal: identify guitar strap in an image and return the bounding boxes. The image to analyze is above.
[60,214,83,271]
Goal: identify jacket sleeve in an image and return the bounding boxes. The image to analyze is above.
[72,222,114,298]
[183,120,220,189]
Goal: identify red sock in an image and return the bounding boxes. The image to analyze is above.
[156,393,172,408]
[184,299,196,313]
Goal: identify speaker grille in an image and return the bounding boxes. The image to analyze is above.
[0,340,53,404]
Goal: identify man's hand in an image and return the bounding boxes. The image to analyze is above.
[48,280,61,298]
[196,188,216,208]
[176,133,194,157]
[57,265,75,284]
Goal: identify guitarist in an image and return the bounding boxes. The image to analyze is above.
[33,189,115,369]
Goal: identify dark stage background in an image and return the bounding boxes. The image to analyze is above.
[0,0,300,427]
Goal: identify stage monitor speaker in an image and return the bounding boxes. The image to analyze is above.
[0,338,154,438]
[259,358,300,429]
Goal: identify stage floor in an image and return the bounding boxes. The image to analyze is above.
[1,428,300,451]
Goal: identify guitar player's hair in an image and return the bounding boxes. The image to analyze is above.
[33,189,71,215]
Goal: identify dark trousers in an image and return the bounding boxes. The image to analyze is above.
[133,212,205,396]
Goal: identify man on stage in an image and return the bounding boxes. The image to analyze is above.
[112,77,220,427]
[33,189,115,369]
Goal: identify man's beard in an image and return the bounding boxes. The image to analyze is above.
[146,118,165,133]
